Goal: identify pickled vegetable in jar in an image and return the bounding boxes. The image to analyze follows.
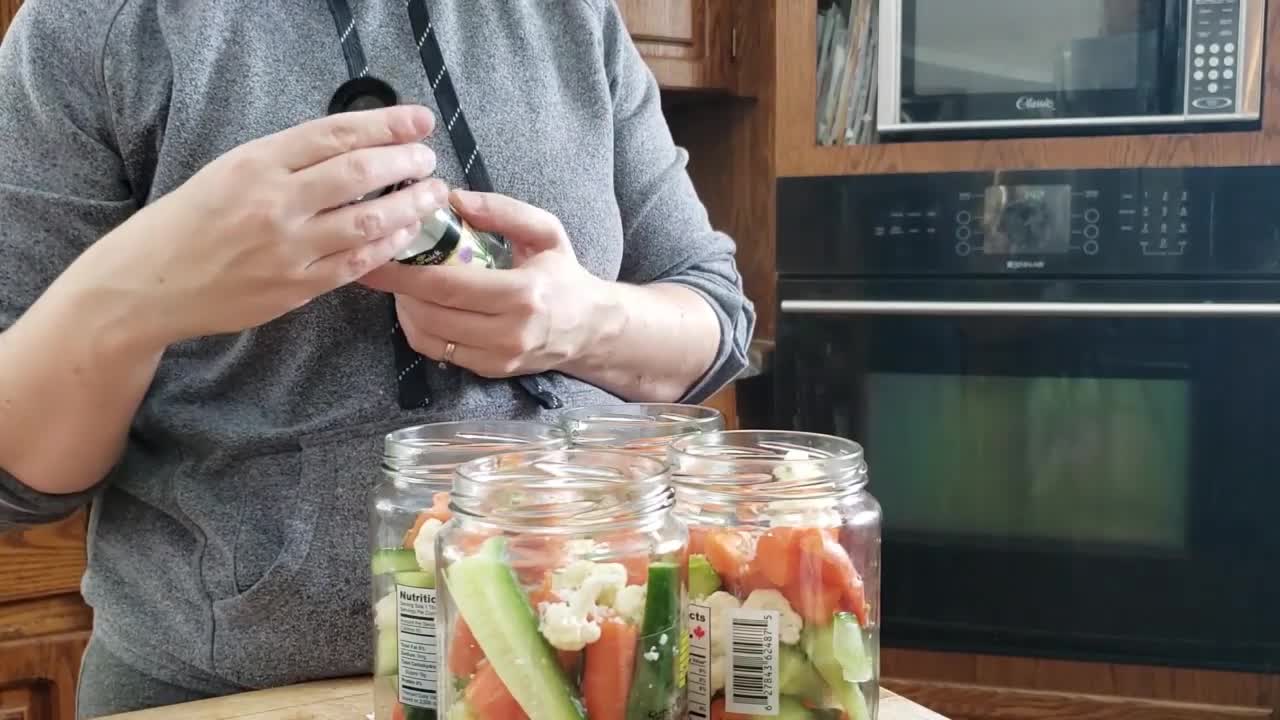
[371,421,568,720]
[669,431,881,720]
[559,403,724,458]
[437,449,687,720]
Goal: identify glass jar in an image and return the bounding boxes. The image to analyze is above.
[559,402,725,458]
[437,449,688,720]
[669,431,881,720]
[371,421,568,720]
[395,204,513,268]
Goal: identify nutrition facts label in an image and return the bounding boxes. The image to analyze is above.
[726,608,780,716]
[396,585,439,710]
[686,603,712,720]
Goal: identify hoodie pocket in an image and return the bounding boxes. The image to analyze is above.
[210,419,405,689]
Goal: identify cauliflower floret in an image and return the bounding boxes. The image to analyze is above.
[539,601,603,651]
[411,518,444,574]
[564,539,600,557]
[704,590,741,658]
[539,561,630,651]
[742,589,803,644]
[613,584,647,626]
[709,655,726,694]
[773,448,826,483]
[374,592,398,631]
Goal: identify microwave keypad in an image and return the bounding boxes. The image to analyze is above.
[1188,0,1242,114]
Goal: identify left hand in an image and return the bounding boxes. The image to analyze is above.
[358,190,614,378]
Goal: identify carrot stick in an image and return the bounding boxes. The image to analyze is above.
[465,659,529,720]
[583,619,638,720]
[447,617,485,678]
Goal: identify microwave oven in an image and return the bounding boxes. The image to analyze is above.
[876,0,1265,139]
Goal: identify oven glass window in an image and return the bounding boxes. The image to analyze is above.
[906,0,1158,96]
[867,372,1191,548]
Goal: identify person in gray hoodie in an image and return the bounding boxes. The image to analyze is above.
[0,1,755,716]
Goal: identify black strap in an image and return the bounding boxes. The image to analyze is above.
[324,0,563,411]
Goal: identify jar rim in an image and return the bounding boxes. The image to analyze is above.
[669,429,868,502]
[382,420,568,484]
[451,448,673,533]
[557,402,724,454]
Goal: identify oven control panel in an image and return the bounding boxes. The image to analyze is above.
[777,166,1280,276]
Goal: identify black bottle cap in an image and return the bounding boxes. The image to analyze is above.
[328,76,399,116]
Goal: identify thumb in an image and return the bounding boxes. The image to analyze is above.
[450,190,571,256]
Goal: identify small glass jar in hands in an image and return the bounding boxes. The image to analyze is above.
[670,431,882,720]
[559,403,725,458]
[371,421,568,720]
[437,449,688,720]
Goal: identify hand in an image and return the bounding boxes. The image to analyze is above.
[359,190,618,378]
[65,105,451,348]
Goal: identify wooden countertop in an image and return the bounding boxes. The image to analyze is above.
[100,677,952,720]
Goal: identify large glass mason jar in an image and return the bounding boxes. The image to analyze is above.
[669,431,882,720]
[371,421,567,720]
[437,449,688,720]
[559,403,724,458]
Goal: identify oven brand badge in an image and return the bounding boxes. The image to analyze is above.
[1016,95,1056,112]
[1006,260,1046,270]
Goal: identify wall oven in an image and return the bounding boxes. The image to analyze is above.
[876,0,1265,139]
[774,166,1280,670]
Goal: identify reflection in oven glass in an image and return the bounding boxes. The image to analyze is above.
[867,373,1190,548]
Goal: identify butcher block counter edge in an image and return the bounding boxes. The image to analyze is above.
[98,677,952,720]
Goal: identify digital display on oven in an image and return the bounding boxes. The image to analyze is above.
[982,184,1072,255]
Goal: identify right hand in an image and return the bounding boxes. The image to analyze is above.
[68,105,448,346]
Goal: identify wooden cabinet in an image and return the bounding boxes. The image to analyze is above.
[882,648,1280,720]
[617,0,740,93]
[0,515,92,720]
[0,0,19,40]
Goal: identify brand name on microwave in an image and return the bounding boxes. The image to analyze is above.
[1007,260,1046,270]
[1015,96,1056,112]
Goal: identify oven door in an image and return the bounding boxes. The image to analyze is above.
[775,279,1280,671]
[880,0,1185,129]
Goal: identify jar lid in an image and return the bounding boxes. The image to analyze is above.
[558,403,724,456]
[327,76,399,115]
[383,420,568,483]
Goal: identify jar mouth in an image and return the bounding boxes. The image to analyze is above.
[451,448,673,533]
[383,420,568,485]
[669,429,868,502]
[557,403,724,454]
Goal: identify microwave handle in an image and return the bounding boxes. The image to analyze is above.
[780,299,1280,318]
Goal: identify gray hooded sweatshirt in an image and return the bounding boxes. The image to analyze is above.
[0,0,754,695]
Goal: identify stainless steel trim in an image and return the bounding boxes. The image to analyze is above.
[781,299,1280,318]
[1183,0,1195,114]
[876,0,901,130]
[879,110,1258,133]
[1239,0,1264,117]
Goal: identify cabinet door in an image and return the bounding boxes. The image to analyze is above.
[616,0,734,92]
[1,0,21,41]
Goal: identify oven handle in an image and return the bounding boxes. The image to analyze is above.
[780,299,1280,318]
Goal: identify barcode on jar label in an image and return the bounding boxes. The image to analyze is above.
[686,602,712,720]
[396,585,439,710]
[726,608,780,716]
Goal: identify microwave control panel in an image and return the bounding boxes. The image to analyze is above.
[1186,0,1244,115]
[776,166,1280,277]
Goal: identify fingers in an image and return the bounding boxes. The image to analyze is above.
[307,178,450,258]
[306,225,418,288]
[293,143,439,212]
[268,106,436,172]
[397,295,506,348]
[394,297,517,378]
[450,190,570,254]
[373,264,532,313]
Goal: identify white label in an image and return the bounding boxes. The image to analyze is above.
[726,608,780,716]
[686,602,712,720]
[396,585,439,710]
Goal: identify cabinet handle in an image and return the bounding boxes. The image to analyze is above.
[780,299,1280,317]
